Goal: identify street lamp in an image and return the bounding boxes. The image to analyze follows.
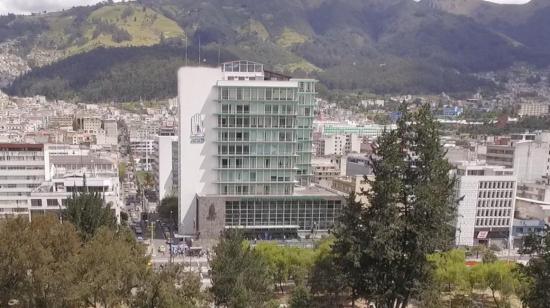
[169,210,173,264]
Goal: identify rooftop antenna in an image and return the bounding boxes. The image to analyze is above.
[185,37,188,66]
[198,35,201,66]
[217,46,221,66]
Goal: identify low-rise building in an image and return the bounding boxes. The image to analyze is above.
[518,103,549,117]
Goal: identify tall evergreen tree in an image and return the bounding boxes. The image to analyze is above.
[334,104,458,307]
[517,226,550,308]
[63,191,116,241]
[331,192,365,306]
[210,230,273,307]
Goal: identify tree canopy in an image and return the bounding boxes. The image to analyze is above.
[332,103,458,307]
[63,191,116,241]
[210,230,273,307]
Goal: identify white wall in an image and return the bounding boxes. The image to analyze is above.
[157,136,177,200]
[514,142,549,183]
[178,66,223,234]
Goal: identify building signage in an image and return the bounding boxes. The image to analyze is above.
[190,113,206,144]
[477,231,488,239]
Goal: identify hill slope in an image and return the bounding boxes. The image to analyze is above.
[4,0,550,101]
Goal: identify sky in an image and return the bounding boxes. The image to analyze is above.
[0,0,533,15]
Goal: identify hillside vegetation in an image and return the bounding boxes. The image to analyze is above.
[3,0,550,101]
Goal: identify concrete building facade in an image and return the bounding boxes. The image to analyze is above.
[178,61,344,239]
[153,136,178,200]
[323,134,361,156]
[454,163,517,248]
[0,143,45,218]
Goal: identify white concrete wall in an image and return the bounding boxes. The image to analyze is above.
[514,142,549,183]
[456,178,479,246]
[157,136,177,200]
[178,66,223,234]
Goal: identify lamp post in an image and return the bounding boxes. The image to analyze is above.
[169,210,173,264]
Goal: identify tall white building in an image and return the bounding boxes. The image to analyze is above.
[486,135,550,183]
[153,135,178,200]
[178,61,344,238]
[0,143,45,218]
[454,163,517,248]
[323,134,360,156]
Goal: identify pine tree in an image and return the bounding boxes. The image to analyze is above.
[334,103,458,307]
[63,191,116,241]
[210,230,273,307]
[517,226,550,308]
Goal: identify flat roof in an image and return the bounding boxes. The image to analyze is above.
[0,143,44,151]
[50,155,112,165]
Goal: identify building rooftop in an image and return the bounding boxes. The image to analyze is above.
[49,155,112,166]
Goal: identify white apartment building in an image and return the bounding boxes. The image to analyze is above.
[29,153,122,220]
[486,136,549,183]
[103,119,118,145]
[75,116,102,134]
[153,136,178,200]
[0,143,45,218]
[518,103,549,117]
[323,134,361,156]
[454,163,517,248]
[130,138,155,171]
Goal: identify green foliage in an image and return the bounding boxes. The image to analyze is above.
[517,226,550,308]
[67,227,149,307]
[289,284,312,308]
[0,216,207,307]
[331,192,364,301]
[63,191,116,240]
[134,264,207,308]
[158,196,178,220]
[255,242,316,293]
[118,161,127,181]
[210,230,273,307]
[308,238,348,305]
[15,0,550,100]
[428,249,525,308]
[332,104,458,307]
[0,215,80,307]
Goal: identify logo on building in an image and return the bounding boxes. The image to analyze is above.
[190,113,206,144]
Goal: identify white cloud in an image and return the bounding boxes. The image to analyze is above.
[0,0,123,15]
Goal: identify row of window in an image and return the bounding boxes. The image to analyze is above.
[225,199,341,231]
[219,131,295,142]
[220,87,297,101]
[218,170,293,183]
[479,181,515,189]
[218,144,295,156]
[477,209,512,217]
[477,199,513,208]
[0,156,43,161]
[218,115,297,129]
[219,157,294,169]
[220,184,293,196]
[478,190,514,199]
[0,166,44,170]
[31,199,66,207]
[220,104,297,115]
[475,218,510,227]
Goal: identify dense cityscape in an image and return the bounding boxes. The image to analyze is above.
[2,0,550,307]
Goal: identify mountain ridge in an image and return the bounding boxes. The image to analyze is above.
[3,0,550,101]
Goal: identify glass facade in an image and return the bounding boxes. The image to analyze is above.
[225,199,342,231]
[216,80,316,195]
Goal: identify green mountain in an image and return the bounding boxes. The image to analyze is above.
[4,0,550,101]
